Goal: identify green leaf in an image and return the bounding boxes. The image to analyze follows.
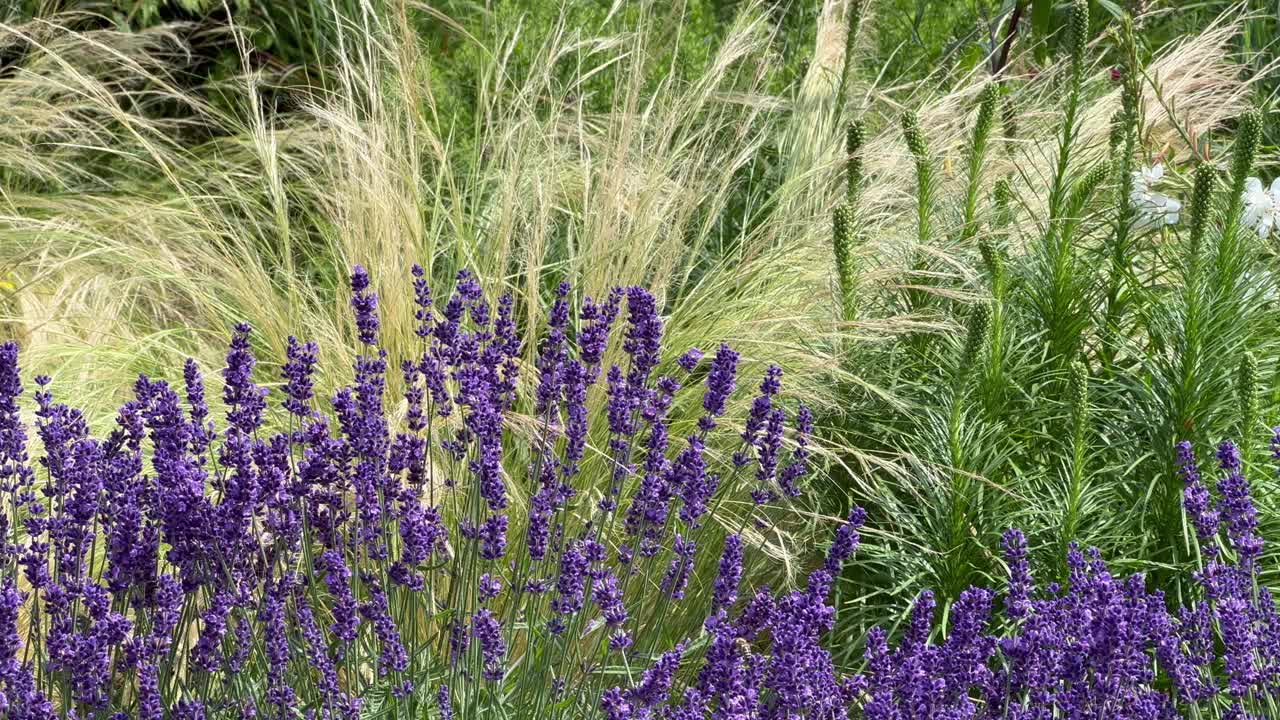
[1095,0,1125,20]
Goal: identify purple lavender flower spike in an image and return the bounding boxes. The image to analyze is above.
[191,590,233,674]
[437,685,455,720]
[824,506,866,575]
[479,573,503,603]
[293,587,357,720]
[182,357,215,455]
[535,281,571,415]
[350,265,380,346]
[550,541,589,631]
[223,323,268,435]
[593,572,628,629]
[526,488,554,562]
[661,535,696,600]
[1001,528,1032,620]
[677,347,703,373]
[282,336,320,419]
[173,700,207,720]
[411,264,434,338]
[675,437,715,526]
[737,364,782,468]
[1217,441,1264,570]
[472,609,507,681]
[316,550,360,648]
[777,404,814,497]
[699,343,739,432]
[0,342,31,498]
[712,534,744,612]
[359,574,408,677]
[1178,440,1220,553]
[479,514,508,560]
[262,580,298,718]
[600,687,633,720]
[623,287,663,392]
[629,643,685,711]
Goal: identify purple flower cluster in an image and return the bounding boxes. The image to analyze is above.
[0,264,828,720]
[845,439,1280,720]
[21,262,1280,720]
[602,510,866,720]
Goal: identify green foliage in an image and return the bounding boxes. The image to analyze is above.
[7,0,1280,681]
[823,0,1280,650]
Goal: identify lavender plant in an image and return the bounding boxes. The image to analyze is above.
[842,438,1280,720]
[7,264,1280,720]
[0,264,862,720]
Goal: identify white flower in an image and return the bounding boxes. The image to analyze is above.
[1130,163,1182,231]
[1241,176,1280,239]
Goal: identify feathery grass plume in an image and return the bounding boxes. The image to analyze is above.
[0,12,879,655]
[832,205,859,324]
[0,5,849,438]
[959,83,999,244]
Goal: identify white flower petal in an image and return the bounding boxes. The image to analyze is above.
[1246,176,1263,193]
